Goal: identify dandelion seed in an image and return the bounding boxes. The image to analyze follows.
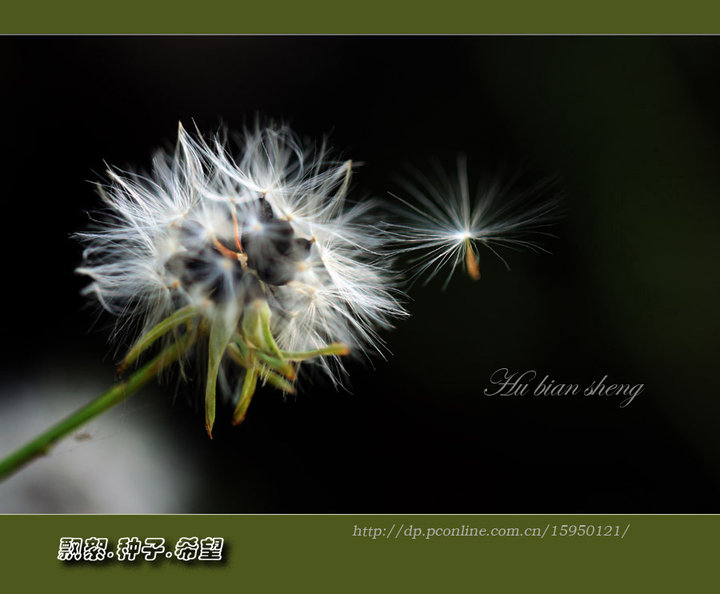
[76,122,407,435]
[389,156,560,286]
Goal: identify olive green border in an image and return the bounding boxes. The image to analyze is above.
[2,1,720,33]
[0,515,716,591]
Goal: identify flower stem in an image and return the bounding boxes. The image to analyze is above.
[0,335,194,483]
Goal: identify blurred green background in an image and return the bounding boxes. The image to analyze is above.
[0,36,718,511]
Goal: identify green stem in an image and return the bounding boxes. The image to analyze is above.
[0,334,195,483]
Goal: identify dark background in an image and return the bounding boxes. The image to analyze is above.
[1,36,719,511]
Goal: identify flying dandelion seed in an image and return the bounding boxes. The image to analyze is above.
[389,156,560,286]
[75,122,407,436]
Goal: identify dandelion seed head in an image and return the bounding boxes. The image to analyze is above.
[76,122,407,392]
